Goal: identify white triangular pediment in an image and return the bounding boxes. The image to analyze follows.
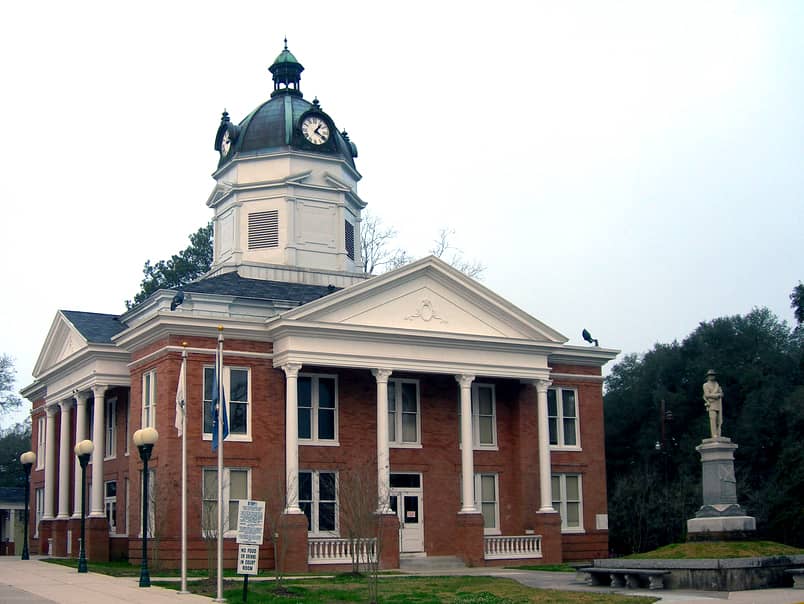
[32,312,89,377]
[281,256,567,343]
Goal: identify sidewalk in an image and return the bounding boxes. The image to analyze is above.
[0,557,211,603]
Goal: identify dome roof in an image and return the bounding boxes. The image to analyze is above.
[215,42,357,170]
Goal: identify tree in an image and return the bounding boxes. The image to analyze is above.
[0,421,31,488]
[126,222,213,308]
[0,355,22,415]
[604,306,804,553]
[360,213,485,279]
[791,282,804,325]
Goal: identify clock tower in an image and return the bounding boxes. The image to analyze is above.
[207,41,367,288]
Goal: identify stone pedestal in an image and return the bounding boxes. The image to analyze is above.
[687,437,755,539]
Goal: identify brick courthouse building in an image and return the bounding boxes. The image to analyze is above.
[22,44,617,570]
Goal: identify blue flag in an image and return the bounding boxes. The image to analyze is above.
[210,368,229,451]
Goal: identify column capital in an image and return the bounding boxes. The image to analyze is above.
[455,374,475,388]
[371,368,393,384]
[281,363,302,378]
[535,379,553,394]
[92,384,108,399]
[45,404,59,417]
[73,390,90,405]
[59,399,74,412]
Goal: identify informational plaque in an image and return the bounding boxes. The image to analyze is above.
[236,499,266,545]
[237,544,259,575]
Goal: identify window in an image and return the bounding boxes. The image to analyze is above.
[344,220,355,260]
[460,383,497,449]
[140,469,155,538]
[202,467,250,538]
[105,480,117,534]
[105,398,117,459]
[142,370,157,429]
[34,488,44,538]
[548,388,579,448]
[124,477,129,535]
[124,400,130,456]
[298,375,337,443]
[36,417,45,469]
[388,379,420,445]
[203,366,251,440]
[552,474,583,532]
[474,473,500,534]
[299,470,337,535]
[248,210,279,249]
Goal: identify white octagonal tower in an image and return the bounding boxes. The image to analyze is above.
[207,41,368,288]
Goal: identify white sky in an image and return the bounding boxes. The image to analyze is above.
[2,1,802,427]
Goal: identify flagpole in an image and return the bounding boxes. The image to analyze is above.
[216,326,224,603]
[180,343,188,594]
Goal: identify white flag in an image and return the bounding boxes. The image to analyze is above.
[175,356,186,436]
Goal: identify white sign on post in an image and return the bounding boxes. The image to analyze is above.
[237,544,259,575]
[236,499,266,545]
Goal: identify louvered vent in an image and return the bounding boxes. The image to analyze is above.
[345,221,355,260]
[248,211,279,249]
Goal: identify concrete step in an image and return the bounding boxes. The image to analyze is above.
[399,555,467,571]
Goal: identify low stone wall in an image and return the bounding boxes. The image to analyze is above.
[593,555,804,591]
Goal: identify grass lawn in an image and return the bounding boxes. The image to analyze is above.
[157,574,658,603]
[627,540,804,559]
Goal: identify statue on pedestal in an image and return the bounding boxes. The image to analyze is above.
[702,369,723,438]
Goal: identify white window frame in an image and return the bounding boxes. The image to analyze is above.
[139,469,155,538]
[104,480,117,534]
[460,383,497,450]
[473,473,500,535]
[201,467,251,539]
[142,369,157,429]
[299,470,338,537]
[202,365,252,443]
[124,477,129,536]
[36,417,45,469]
[388,379,421,447]
[34,487,44,538]
[124,400,130,456]
[548,387,581,450]
[297,374,339,445]
[552,473,584,533]
[104,398,117,460]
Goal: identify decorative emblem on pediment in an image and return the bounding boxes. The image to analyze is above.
[405,299,447,324]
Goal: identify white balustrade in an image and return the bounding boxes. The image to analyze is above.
[484,534,543,560]
[308,537,378,565]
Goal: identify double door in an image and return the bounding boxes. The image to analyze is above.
[389,473,424,553]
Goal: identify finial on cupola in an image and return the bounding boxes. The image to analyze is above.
[221,109,230,123]
[312,97,321,110]
[284,36,288,51]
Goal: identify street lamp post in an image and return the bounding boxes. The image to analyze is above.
[19,451,36,560]
[74,439,94,573]
[133,427,159,588]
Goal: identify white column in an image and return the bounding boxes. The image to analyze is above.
[282,363,303,514]
[90,385,107,517]
[43,405,58,520]
[456,374,477,513]
[536,379,555,512]
[372,368,393,513]
[72,392,88,518]
[57,399,73,519]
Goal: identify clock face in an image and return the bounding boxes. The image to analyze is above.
[301,115,330,145]
[220,130,232,156]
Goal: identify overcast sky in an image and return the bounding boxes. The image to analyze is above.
[2,1,802,427]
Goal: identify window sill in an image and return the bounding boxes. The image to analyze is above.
[104,455,116,462]
[560,528,585,534]
[299,440,340,447]
[483,528,502,536]
[390,443,423,449]
[202,434,253,443]
[550,446,583,452]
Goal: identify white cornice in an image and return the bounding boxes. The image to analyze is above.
[547,345,619,367]
[129,344,273,370]
[211,149,362,183]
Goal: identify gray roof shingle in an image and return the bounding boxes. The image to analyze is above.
[61,311,127,344]
[182,272,340,304]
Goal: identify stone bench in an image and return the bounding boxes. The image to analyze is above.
[785,568,804,589]
[580,567,670,590]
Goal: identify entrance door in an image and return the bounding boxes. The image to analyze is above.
[389,473,424,553]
